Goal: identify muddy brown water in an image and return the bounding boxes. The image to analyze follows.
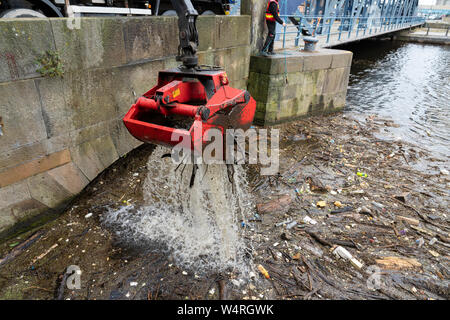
[0,40,449,300]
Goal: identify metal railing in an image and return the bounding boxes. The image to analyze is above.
[418,9,450,20]
[275,15,426,49]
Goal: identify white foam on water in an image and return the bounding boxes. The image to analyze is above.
[102,146,254,275]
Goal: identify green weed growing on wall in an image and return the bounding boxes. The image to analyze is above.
[35,50,65,78]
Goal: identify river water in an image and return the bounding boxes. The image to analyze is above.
[344,41,450,166]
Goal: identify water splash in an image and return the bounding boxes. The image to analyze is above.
[102,146,254,275]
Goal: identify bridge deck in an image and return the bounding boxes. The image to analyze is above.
[273,16,425,50]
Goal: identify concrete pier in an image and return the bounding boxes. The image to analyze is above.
[248,49,352,125]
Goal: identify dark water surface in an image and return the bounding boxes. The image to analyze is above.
[343,40,449,164]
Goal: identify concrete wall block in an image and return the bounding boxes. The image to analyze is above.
[301,71,325,104]
[249,55,271,74]
[322,94,334,110]
[232,16,252,47]
[27,172,73,208]
[233,46,251,80]
[331,51,353,69]
[284,57,304,74]
[307,92,345,114]
[301,79,319,101]
[3,198,48,224]
[230,79,248,90]
[109,118,143,157]
[277,99,296,120]
[247,70,262,85]
[331,91,347,110]
[122,16,178,64]
[260,73,288,88]
[197,16,216,51]
[0,149,71,188]
[265,100,280,114]
[34,77,75,139]
[0,142,45,171]
[0,136,70,175]
[309,94,328,115]
[42,133,72,156]
[69,141,104,181]
[303,69,326,93]
[271,56,304,75]
[294,96,310,117]
[68,120,110,148]
[303,53,333,72]
[62,69,120,130]
[47,162,89,195]
[163,56,179,70]
[285,72,305,86]
[249,49,349,125]
[253,111,266,126]
[0,180,31,209]
[51,17,127,72]
[249,54,303,75]
[88,134,119,169]
[264,111,278,124]
[0,207,17,233]
[299,93,314,115]
[242,49,251,80]
[218,46,251,82]
[265,87,283,110]
[247,73,269,101]
[0,80,48,154]
[274,97,311,121]
[213,49,233,80]
[109,67,140,116]
[255,101,267,114]
[0,19,55,83]
[323,67,349,95]
[280,84,300,101]
[340,67,351,93]
[198,51,216,67]
[214,16,251,49]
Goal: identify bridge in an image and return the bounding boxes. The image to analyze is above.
[418,1,450,19]
[269,0,425,49]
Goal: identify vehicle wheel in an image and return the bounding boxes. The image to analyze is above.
[201,10,216,15]
[0,8,46,18]
[161,10,177,16]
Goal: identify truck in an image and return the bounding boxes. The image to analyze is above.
[0,0,234,18]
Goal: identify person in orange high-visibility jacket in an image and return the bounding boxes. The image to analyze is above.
[261,0,286,56]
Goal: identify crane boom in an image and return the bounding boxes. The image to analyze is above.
[170,0,199,69]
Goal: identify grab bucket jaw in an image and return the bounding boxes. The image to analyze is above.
[123,67,256,155]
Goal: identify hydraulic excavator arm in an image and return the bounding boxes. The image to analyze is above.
[170,0,199,69]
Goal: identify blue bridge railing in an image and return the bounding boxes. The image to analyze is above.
[418,9,450,20]
[275,15,425,49]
